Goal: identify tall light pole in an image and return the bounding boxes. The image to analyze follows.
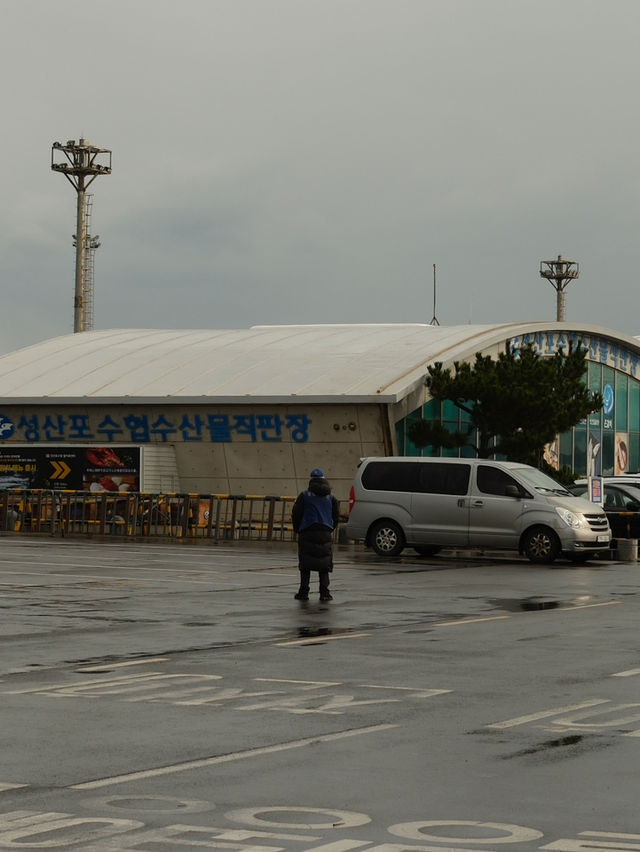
[539,255,579,322]
[51,138,112,332]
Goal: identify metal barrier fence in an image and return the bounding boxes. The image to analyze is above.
[0,490,304,542]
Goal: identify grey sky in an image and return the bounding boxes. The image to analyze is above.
[2,0,639,356]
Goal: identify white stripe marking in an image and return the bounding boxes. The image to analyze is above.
[487,699,611,730]
[275,633,370,647]
[70,724,398,790]
[76,658,168,672]
[436,616,510,627]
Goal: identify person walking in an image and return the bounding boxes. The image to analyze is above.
[291,468,340,601]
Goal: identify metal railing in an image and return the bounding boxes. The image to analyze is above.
[0,490,305,542]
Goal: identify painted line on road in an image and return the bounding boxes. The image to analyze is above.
[274,633,370,647]
[435,601,618,630]
[486,699,610,730]
[256,678,342,686]
[76,658,169,673]
[612,668,640,678]
[0,567,241,587]
[0,783,28,792]
[69,724,398,790]
[435,615,510,627]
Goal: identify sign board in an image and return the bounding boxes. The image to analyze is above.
[0,446,140,492]
[588,475,603,505]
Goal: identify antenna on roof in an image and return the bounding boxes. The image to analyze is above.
[429,263,440,325]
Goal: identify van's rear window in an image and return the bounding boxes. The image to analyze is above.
[361,461,470,495]
[361,462,419,492]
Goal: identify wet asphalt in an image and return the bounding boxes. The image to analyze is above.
[0,535,639,850]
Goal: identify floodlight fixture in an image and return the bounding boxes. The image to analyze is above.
[539,255,579,322]
[51,137,112,332]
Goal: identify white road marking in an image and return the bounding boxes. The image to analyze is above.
[76,658,169,672]
[486,699,611,729]
[225,805,371,829]
[612,668,640,677]
[69,724,398,790]
[275,633,370,647]
[0,783,28,792]
[436,615,510,627]
[388,819,544,844]
[541,830,640,850]
[0,810,142,845]
[256,678,342,686]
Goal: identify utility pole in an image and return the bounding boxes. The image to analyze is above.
[539,255,579,322]
[51,138,112,332]
[429,264,440,325]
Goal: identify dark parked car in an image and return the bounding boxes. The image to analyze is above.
[569,481,640,539]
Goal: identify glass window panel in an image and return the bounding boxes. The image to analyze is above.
[588,362,602,393]
[441,421,460,458]
[601,430,615,476]
[559,431,573,471]
[573,427,587,476]
[629,381,640,432]
[629,432,640,473]
[442,400,460,420]
[423,399,441,420]
[616,373,628,431]
[398,409,423,457]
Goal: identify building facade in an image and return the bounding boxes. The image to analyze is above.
[0,322,637,504]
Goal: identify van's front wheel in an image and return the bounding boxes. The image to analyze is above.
[370,520,405,557]
[522,526,561,564]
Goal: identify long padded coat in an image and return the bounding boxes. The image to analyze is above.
[291,477,340,573]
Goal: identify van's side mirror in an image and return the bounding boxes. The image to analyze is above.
[505,485,521,498]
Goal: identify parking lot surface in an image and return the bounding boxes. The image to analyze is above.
[1,536,639,850]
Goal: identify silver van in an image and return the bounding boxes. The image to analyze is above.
[344,457,611,564]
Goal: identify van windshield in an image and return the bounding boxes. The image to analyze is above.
[513,466,571,496]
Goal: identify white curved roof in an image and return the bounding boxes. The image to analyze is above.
[0,322,637,405]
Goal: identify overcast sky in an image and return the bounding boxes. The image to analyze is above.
[2,0,639,355]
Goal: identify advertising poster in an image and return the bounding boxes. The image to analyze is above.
[615,433,629,475]
[589,476,603,505]
[543,436,559,470]
[0,446,140,492]
[587,430,602,477]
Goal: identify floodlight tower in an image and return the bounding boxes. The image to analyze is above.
[51,138,112,332]
[539,255,579,322]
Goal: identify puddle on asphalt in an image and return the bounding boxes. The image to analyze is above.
[488,595,596,612]
[296,626,357,639]
[504,734,584,758]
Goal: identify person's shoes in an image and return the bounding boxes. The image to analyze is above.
[294,592,309,601]
[319,592,333,602]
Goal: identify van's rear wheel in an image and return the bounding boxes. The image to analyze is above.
[522,525,561,564]
[370,520,405,557]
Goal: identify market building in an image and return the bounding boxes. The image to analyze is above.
[0,321,637,503]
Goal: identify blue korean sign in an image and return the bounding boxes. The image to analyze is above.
[0,411,312,444]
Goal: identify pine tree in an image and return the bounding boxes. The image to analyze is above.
[408,341,602,466]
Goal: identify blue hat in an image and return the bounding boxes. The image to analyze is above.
[310,468,324,478]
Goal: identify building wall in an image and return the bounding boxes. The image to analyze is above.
[0,402,391,505]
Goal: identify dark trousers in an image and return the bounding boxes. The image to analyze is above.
[298,569,330,595]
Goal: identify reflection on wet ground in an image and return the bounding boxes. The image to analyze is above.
[488,595,596,612]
